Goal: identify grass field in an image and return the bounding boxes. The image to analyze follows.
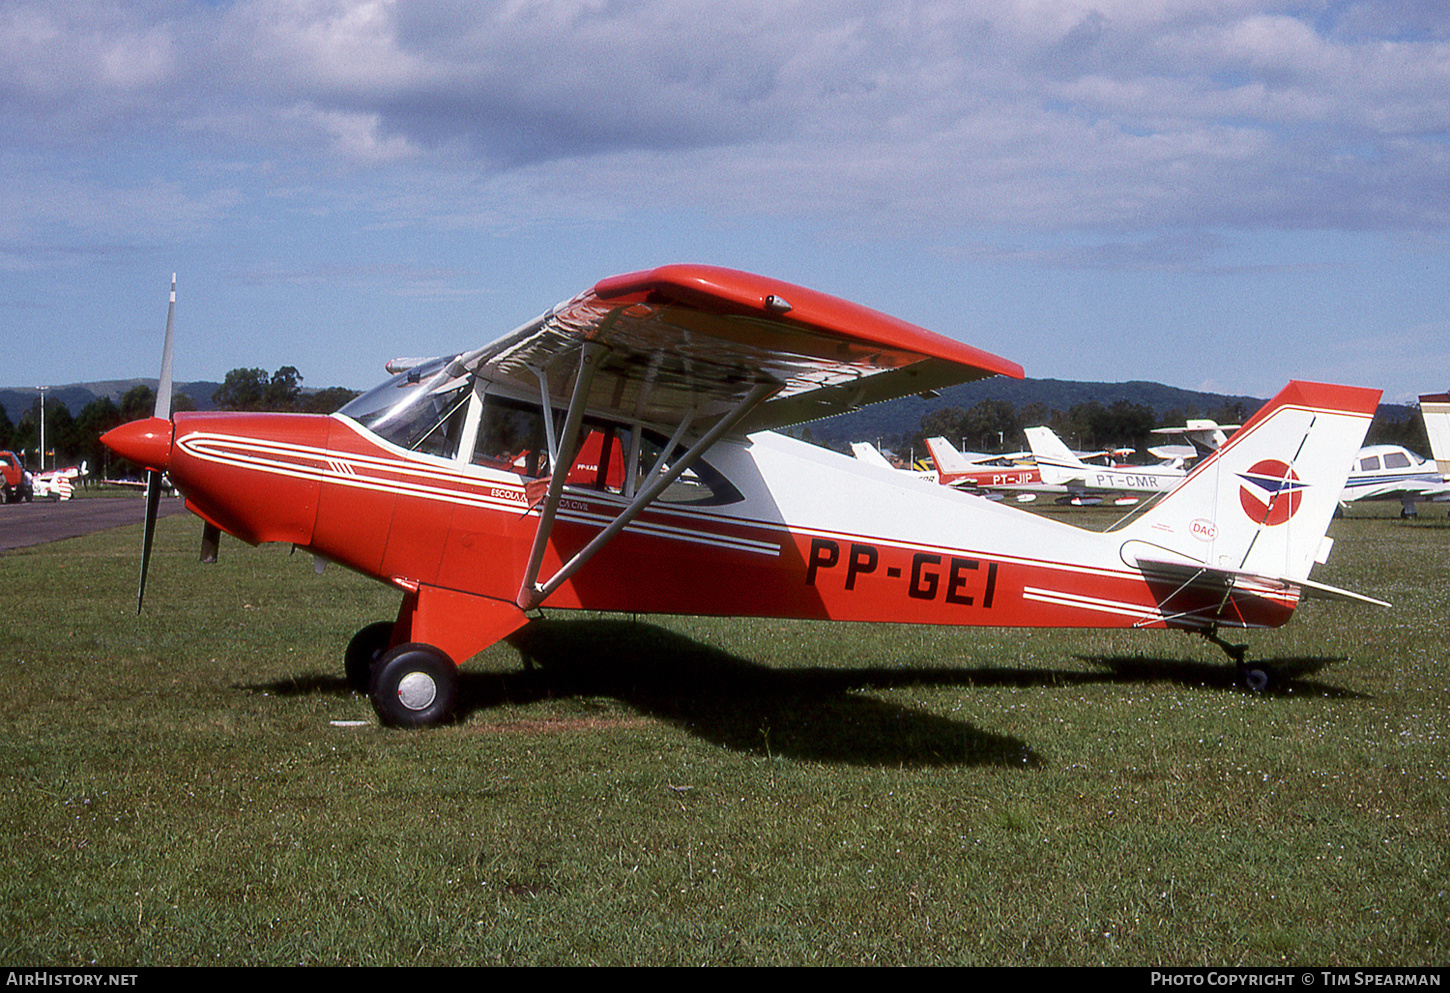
[1,502,1446,966]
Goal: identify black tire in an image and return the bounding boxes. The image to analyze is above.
[344,621,395,692]
[1240,665,1273,693]
[369,644,459,728]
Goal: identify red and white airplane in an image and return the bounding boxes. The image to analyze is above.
[32,462,87,500]
[103,266,1385,726]
[922,435,1045,499]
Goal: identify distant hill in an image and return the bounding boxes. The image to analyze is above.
[1,381,223,424]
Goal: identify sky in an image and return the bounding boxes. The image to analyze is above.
[3,0,1448,407]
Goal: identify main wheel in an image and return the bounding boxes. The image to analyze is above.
[369,644,459,728]
[344,621,395,692]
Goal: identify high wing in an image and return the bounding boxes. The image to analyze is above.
[453,264,1023,436]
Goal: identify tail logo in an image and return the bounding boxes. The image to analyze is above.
[1238,459,1306,526]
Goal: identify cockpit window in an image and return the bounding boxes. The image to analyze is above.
[473,395,552,478]
[343,368,744,505]
[338,356,472,457]
[632,429,743,506]
[1383,451,1412,469]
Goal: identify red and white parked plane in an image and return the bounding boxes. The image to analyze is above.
[922,436,1045,499]
[103,266,1385,725]
[32,462,87,500]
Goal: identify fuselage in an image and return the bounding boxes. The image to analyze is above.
[143,407,1295,635]
[937,463,1044,492]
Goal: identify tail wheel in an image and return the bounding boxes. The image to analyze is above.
[369,644,459,728]
[1239,664,1273,693]
[344,621,395,692]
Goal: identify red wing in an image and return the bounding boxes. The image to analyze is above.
[466,264,1022,435]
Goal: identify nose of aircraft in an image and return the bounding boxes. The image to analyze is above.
[102,417,174,472]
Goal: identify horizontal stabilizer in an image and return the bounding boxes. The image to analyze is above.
[1132,556,1390,609]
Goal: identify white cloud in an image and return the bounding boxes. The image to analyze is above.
[2,1,1448,240]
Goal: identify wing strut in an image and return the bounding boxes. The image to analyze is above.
[517,340,609,609]
[516,377,778,611]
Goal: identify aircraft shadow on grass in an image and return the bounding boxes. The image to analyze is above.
[251,620,1364,767]
[1072,654,1366,700]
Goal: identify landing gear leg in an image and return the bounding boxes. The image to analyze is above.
[1197,626,1274,692]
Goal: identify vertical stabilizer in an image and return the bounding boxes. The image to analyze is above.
[850,442,896,470]
[924,436,975,475]
[1119,382,1379,583]
[1024,425,1087,485]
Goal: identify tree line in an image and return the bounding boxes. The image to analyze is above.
[4,370,1430,477]
[0,367,360,477]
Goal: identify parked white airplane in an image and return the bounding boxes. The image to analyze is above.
[1025,425,1187,504]
[1340,444,1450,517]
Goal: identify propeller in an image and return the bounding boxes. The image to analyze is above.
[103,275,224,612]
[136,274,177,613]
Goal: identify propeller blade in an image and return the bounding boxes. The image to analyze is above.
[200,521,219,564]
[154,274,176,420]
[136,274,177,613]
[137,469,163,613]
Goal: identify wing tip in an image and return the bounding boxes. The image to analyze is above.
[593,263,1023,380]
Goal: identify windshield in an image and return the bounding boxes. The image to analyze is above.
[338,356,472,457]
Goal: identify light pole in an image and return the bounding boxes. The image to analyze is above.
[36,385,48,472]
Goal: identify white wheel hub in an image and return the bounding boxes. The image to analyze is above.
[396,671,438,711]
